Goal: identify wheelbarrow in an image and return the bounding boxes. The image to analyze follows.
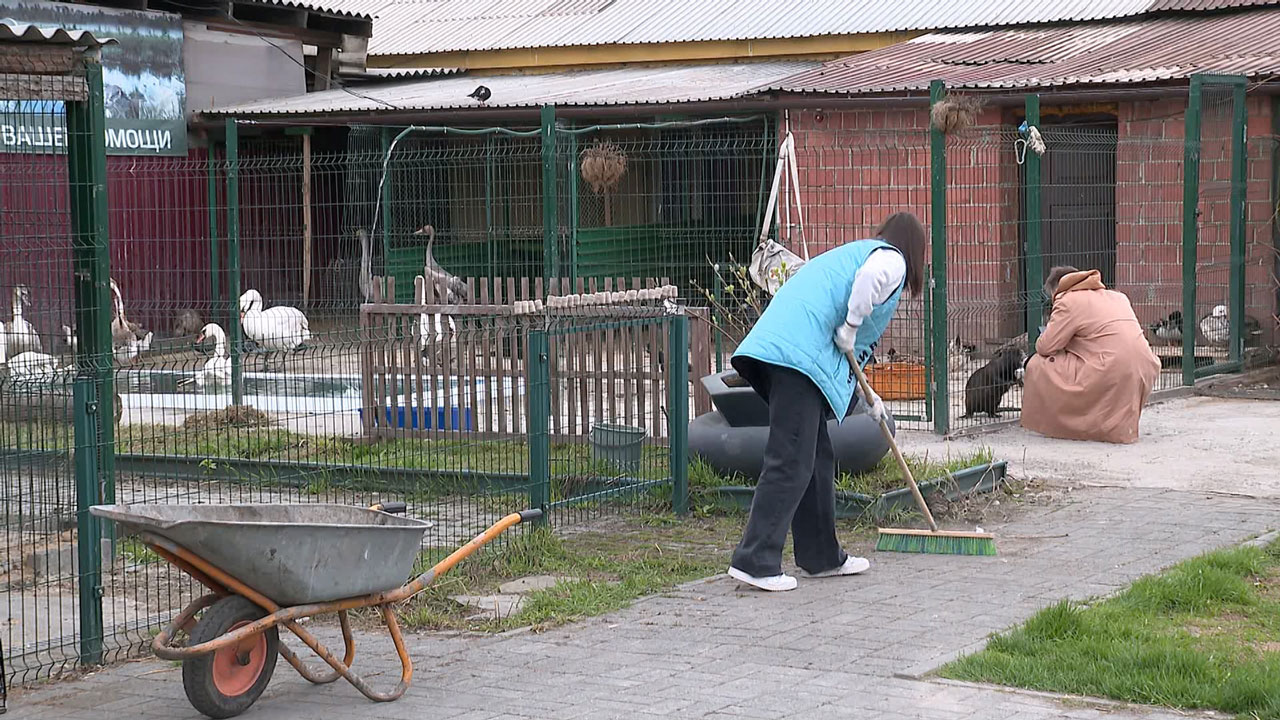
[90,502,540,718]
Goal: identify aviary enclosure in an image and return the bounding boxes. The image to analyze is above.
[2,73,1273,688]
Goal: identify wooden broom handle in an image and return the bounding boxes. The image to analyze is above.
[847,351,939,532]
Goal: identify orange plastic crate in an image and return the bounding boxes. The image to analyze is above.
[864,362,927,401]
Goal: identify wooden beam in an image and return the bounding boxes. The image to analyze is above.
[314,47,334,91]
[202,17,344,49]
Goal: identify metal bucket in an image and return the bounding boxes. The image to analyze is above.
[589,422,647,470]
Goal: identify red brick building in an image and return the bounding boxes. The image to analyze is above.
[764,7,1280,354]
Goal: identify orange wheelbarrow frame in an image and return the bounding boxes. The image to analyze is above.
[142,507,541,706]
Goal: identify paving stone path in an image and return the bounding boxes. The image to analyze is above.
[11,485,1275,719]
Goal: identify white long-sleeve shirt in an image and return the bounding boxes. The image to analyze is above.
[845,249,907,328]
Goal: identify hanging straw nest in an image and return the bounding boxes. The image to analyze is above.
[579,141,629,195]
[930,94,986,135]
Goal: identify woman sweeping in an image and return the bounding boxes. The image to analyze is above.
[1022,266,1161,444]
[727,212,927,592]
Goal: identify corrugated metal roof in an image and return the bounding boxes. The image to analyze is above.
[247,0,374,19]
[322,0,1279,57]
[0,22,111,46]
[1147,0,1278,9]
[206,59,812,115]
[768,8,1280,93]
[365,66,463,77]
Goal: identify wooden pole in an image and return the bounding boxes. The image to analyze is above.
[302,132,312,307]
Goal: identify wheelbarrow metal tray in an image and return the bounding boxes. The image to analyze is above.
[91,504,432,606]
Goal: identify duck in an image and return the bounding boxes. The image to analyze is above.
[180,323,231,388]
[240,289,310,370]
[60,325,77,355]
[1200,305,1264,347]
[1150,310,1183,345]
[7,351,71,382]
[7,285,42,355]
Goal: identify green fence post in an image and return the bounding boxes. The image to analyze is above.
[929,80,950,435]
[541,105,559,286]
[67,52,110,668]
[1024,94,1045,348]
[73,379,104,666]
[668,315,690,514]
[1229,79,1248,363]
[207,141,221,312]
[1182,76,1203,386]
[380,127,393,265]
[527,330,551,520]
[567,125,579,285]
[226,118,244,405]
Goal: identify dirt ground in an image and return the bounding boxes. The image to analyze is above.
[898,395,1280,499]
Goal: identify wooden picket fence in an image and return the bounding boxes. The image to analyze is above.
[359,276,713,442]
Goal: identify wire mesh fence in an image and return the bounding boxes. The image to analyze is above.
[3,77,1274,690]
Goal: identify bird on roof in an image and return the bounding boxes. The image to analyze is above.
[467,85,491,103]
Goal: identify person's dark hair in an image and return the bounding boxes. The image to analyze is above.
[1043,265,1079,301]
[874,212,926,298]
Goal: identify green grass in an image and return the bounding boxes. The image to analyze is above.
[396,515,746,632]
[941,537,1280,719]
[0,420,670,480]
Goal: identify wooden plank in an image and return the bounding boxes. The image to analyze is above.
[651,318,663,439]
[360,304,374,437]
[465,314,478,437]
[494,281,508,436]
[412,306,426,436]
[386,278,399,439]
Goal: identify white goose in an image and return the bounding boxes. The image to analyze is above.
[180,323,231,388]
[240,289,310,370]
[7,351,71,382]
[7,285,42,355]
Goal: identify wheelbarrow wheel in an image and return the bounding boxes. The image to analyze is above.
[182,595,279,719]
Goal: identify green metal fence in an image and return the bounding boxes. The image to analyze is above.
[3,75,1271,688]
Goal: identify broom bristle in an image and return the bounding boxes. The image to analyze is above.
[876,530,997,556]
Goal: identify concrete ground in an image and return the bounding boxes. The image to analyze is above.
[8,396,1279,720]
[901,395,1280,499]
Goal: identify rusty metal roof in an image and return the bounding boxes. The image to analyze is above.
[206,59,812,115]
[769,8,1280,93]
[0,22,111,46]
[329,0,1279,57]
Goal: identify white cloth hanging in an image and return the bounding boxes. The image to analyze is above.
[748,131,810,296]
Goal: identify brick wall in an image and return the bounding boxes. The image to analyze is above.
[1117,95,1276,345]
[785,96,1277,356]
[787,107,1021,355]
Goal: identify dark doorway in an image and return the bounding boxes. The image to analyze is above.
[1020,114,1118,292]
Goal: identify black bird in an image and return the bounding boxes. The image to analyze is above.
[467,85,491,102]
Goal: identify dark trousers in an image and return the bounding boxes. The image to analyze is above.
[729,361,847,577]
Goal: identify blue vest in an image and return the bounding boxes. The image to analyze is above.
[733,240,904,420]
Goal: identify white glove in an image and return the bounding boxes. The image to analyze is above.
[860,384,888,423]
[834,321,858,354]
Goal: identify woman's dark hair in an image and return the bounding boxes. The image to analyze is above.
[1043,265,1079,301]
[875,212,927,298]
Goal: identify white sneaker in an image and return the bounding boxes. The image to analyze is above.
[803,555,871,578]
[727,566,798,592]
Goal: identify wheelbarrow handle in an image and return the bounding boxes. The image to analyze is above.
[369,501,408,515]
[519,508,543,522]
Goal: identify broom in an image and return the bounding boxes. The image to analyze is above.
[846,352,997,556]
